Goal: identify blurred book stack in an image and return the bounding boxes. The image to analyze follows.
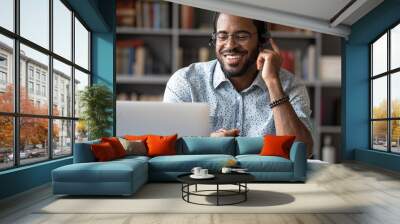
[116,39,169,76]
[117,0,170,28]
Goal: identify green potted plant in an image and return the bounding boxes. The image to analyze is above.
[79,84,113,140]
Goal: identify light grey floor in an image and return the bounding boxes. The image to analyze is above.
[1,162,400,224]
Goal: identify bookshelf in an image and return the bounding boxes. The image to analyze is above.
[115,0,342,162]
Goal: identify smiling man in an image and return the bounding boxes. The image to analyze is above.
[163,13,314,156]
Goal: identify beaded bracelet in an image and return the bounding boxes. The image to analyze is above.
[269,95,289,109]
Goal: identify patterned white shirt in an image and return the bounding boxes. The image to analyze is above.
[163,59,313,137]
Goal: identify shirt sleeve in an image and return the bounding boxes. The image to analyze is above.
[163,68,192,103]
[286,75,314,135]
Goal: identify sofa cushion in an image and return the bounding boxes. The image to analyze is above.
[101,137,127,158]
[91,142,118,161]
[147,134,178,157]
[148,154,235,172]
[235,137,263,155]
[260,135,296,159]
[53,158,147,183]
[178,137,235,155]
[236,155,293,172]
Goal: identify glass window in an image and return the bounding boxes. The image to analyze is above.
[372,77,387,119]
[75,120,88,143]
[0,116,14,170]
[20,44,49,115]
[74,69,89,118]
[53,119,72,158]
[74,17,89,70]
[19,117,49,165]
[0,34,14,113]
[391,24,400,70]
[53,0,72,60]
[371,23,400,154]
[0,0,14,32]
[372,121,388,151]
[0,0,92,170]
[53,59,72,117]
[28,81,34,94]
[391,120,400,153]
[391,72,400,118]
[20,0,49,49]
[372,33,387,77]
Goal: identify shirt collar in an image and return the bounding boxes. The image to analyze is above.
[252,70,268,92]
[213,61,229,89]
[213,61,268,92]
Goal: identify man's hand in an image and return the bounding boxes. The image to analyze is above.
[256,38,283,84]
[210,128,240,137]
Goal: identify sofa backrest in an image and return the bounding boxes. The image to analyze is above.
[177,137,236,155]
[235,137,263,155]
[73,139,101,163]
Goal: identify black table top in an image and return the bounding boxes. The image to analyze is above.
[177,172,255,185]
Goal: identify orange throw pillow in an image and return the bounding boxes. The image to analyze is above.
[146,134,178,157]
[260,135,296,159]
[124,135,148,141]
[91,142,117,161]
[101,137,127,158]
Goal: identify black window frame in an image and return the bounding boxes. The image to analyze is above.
[0,0,92,171]
[370,19,400,154]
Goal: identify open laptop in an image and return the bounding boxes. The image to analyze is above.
[116,101,210,137]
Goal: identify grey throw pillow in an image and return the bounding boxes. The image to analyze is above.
[118,138,147,156]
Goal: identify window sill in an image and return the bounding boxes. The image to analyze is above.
[0,156,72,176]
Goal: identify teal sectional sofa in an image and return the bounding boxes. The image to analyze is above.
[52,137,307,196]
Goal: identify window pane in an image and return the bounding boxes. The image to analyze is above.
[20,117,49,165]
[372,121,388,151]
[372,33,387,76]
[53,119,72,158]
[20,0,49,49]
[0,35,14,112]
[391,24,400,70]
[372,77,387,119]
[53,0,72,60]
[20,44,49,115]
[75,120,88,143]
[391,72,400,118]
[53,59,72,117]
[74,69,89,118]
[0,116,14,170]
[0,0,14,31]
[75,18,89,70]
[391,120,400,153]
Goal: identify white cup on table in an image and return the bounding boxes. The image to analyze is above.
[200,169,208,176]
[191,167,202,176]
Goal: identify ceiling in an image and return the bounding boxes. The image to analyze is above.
[165,0,384,38]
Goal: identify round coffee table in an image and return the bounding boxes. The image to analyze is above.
[177,172,255,206]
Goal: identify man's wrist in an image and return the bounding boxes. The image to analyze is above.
[264,77,285,101]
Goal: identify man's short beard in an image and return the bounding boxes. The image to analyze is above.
[217,48,259,78]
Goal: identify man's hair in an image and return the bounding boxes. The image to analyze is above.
[212,12,270,46]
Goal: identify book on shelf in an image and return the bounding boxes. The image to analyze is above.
[117,0,170,29]
[116,0,136,26]
[320,56,341,82]
[116,39,169,76]
[301,45,316,81]
[180,5,194,29]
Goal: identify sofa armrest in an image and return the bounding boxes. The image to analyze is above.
[289,141,307,181]
[73,141,99,163]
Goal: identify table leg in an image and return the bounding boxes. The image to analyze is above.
[217,184,219,206]
[195,184,197,192]
[245,183,247,201]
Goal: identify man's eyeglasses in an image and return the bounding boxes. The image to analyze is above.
[212,31,257,44]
